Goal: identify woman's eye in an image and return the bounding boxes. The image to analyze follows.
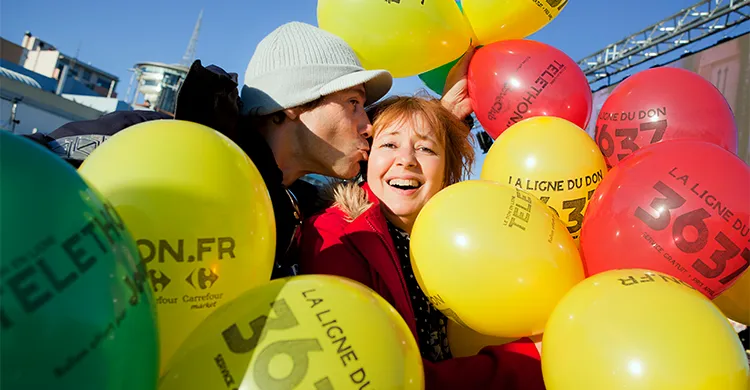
[418,146,436,154]
[380,143,396,149]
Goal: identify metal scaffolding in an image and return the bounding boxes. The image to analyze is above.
[577,0,750,89]
[181,10,203,68]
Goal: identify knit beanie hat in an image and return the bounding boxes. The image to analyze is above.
[240,22,393,116]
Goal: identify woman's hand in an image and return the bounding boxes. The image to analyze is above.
[441,45,477,121]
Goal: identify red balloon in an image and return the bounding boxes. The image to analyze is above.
[594,67,738,169]
[580,139,750,299]
[468,39,592,139]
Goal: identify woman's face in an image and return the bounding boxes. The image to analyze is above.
[367,116,446,231]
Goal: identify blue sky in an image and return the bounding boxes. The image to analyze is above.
[3,0,703,98]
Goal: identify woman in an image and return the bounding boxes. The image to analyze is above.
[298,96,545,390]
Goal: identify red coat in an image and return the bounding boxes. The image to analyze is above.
[298,182,545,390]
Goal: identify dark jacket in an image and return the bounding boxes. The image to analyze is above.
[27,60,317,277]
[298,182,546,390]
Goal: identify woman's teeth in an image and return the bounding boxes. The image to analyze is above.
[388,178,421,189]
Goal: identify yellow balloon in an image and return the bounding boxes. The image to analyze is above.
[410,180,584,338]
[481,117,608,245]
[317,0,473,78]
[461,0,569,45]
[159,275,424,390]
[715,270,750,326]
[447,319,518,358]
[542,269,750,390]
[78,120,276,372]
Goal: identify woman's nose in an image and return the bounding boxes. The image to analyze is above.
[396,149,417,166]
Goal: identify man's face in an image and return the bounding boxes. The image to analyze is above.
[297,85,372,179]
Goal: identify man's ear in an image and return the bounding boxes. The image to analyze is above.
[283,107,303,121]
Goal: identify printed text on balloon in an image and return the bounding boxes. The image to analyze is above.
[137,237,236,263]
[540,189,596,237]
[634,172,750,297]
[507,170,603,193]
[218,289,372,389]
[546,0,568,11]
[0,201,150,378]
[504,188,534,232]
[532,0,565,19]
[383,0,426,5]
[618,271,696,290]
[641,231,691,275]
[597,118,667,164]
[0,202,147,330]
[488,59,568,126]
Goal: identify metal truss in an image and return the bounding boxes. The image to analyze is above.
[577,0,750,86]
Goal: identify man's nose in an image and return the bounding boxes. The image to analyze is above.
[358,108,373,138]
[359,122,373,139]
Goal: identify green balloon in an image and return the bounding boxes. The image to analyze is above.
[0,131,159,389]
[418,56,461,95]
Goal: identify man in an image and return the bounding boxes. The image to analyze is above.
[30,21,474,278]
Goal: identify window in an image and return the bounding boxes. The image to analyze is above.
[162,73,184,87]
[96,78,112,89]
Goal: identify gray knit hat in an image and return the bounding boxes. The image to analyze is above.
[240,22,393,116]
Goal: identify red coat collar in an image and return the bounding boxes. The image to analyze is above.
[340,183,419,336]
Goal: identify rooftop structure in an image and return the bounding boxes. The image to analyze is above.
[127,62,189,116]
[20,32,119,98]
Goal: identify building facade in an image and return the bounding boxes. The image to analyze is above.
[1,33,135,133]
[0,66,103,134]
[20,32,119,98]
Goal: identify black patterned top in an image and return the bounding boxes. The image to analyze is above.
[387,220,452,363]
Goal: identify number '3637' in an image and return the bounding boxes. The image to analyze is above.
[635,181,750,286]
